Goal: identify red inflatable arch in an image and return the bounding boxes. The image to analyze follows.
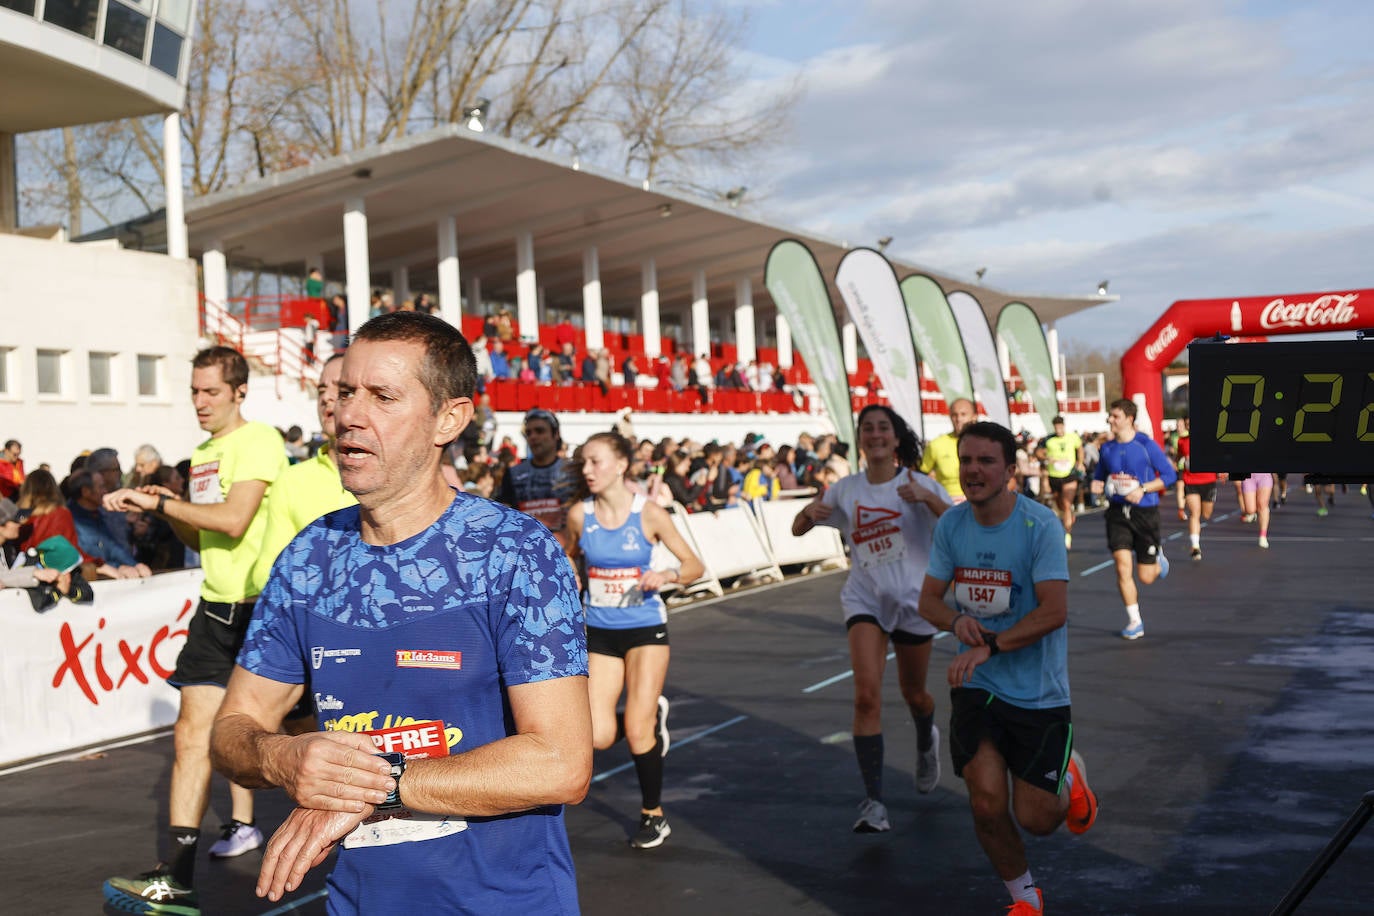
[1121,288,1374,444]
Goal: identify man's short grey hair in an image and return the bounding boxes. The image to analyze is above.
[87,447,120,472]
[135,444,162,465]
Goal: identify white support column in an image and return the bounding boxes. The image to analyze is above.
[641,258,662,358]
[466,275,482,315]
[582,246,604,351]
[391,266,410,304]
[734,278,756,364]
[515,230,538,342]
[1046,325,1062,380]
[202,241,228,306]
[776,314,793,369]
[437,215,461,328]
[163,113,188,259]
[842,321,858,375]
[691,270,710,358]
[344,197,371,336]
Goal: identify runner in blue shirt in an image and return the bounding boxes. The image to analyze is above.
[919,421,1098,916]
[210,313,591,914]
[1090,399,1178,640]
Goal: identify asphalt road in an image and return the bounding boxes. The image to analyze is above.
[4,487,1373,915]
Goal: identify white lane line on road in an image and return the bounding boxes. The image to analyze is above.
[591,714,748,784]
[1080,560,1114,577]
[801,632,952,694]
[261,890,329,914]
[0,729,173,778]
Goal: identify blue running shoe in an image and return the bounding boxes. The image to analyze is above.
[1120,622,1145,640]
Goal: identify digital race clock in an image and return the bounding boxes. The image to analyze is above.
[1187,336,1374,477]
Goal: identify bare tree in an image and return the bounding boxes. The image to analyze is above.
[15,0,797,230]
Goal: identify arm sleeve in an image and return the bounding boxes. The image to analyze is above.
[237,538,309,685]
[1031,514,1071,583]
[927,514,955,581]
[233,425,290,485]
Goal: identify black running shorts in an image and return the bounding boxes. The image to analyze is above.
[1105,502,1162,564]
[587,623,669,658]
[949,687,1072,795]
[168,599,256,689]
[845,614,934,646]
[1048,474,1079,494]
[1184,483,1217,502]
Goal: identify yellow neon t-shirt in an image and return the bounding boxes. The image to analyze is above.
[920,433,962,498]
[251,445,357,593]
[189,421,287,603]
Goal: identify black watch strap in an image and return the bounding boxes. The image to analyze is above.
[376,752,405,808]
[984,632,1000,656]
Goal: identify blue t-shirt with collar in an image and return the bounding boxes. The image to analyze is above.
[240,492,586,916]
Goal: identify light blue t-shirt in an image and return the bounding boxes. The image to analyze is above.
[927,494,1071,709]
[240,493,586,916]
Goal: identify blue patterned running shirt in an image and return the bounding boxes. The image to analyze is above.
[240,492,587,916]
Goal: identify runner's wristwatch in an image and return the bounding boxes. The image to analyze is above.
[376,753,405,808]
[984,632,1000,656]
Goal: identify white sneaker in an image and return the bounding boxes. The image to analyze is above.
[1259,536,1269,549]
[916,725,941,794]
[208,820,263,858]
[853,797,890,833]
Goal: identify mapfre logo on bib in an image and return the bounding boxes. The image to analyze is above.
[953,568,1012,618]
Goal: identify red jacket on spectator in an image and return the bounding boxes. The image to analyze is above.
[0,457,22,500]
[19,506,98,564]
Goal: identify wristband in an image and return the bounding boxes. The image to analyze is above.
[157,494,168,515]
[951,612,969,631]
[984,631,1000,656]
[375,752,405,809]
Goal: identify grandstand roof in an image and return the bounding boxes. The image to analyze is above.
[167,124,1112,326]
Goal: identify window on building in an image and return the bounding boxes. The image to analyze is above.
[37,349,67,396]
[103,1,149,60]
[149,22,182,77]
[42,0,99,38]
[137,354,162,398]
[0,347,13,395]
[156,0,192,31]
[89,351,116,397]
[0,1,38,17]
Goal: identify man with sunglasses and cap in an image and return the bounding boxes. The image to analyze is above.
[496,408,573,536]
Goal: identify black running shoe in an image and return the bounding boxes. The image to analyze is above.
[629,813,671,849]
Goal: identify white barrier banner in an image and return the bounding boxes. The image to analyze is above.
[1,569,202,766]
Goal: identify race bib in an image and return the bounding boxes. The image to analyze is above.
[343,719,467,849]
[519,497,566,532]
[189,461,223,504]
[852,505,905,570]
[953,568,1012,618]
[1052,458,1073,474]
[587,566,643,607]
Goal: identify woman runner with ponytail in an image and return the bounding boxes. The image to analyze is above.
[565,432,704,849]
[792,404,952,832]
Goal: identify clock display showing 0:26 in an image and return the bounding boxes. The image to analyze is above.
[1215,371,1374,443]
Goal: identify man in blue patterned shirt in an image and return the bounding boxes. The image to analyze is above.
[211,312,591,915]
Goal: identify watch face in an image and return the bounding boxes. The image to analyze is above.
[1188,338,1374,476]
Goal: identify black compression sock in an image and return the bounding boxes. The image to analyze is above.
[631,746,664,811]
[853,733,884,801]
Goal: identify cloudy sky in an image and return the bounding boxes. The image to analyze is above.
[729,0,1374,351]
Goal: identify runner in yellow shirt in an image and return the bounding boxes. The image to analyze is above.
[921,398,976,502]
[1036,416,1084,550]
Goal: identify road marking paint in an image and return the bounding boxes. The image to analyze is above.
[261,890,329,914]
[1080,560,1114,577]
[592,714,748,783]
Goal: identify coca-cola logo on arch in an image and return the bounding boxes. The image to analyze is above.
[1144,322,1179,362]
[1259,293,1359,330]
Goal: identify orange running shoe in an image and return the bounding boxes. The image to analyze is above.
[1066,749,1098,835]
[1006,888,1044,915]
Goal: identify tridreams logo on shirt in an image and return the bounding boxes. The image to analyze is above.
[311,646,363,669]
[953,567,1012,618]
[852,504,905,570]
[396,649,462,670]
